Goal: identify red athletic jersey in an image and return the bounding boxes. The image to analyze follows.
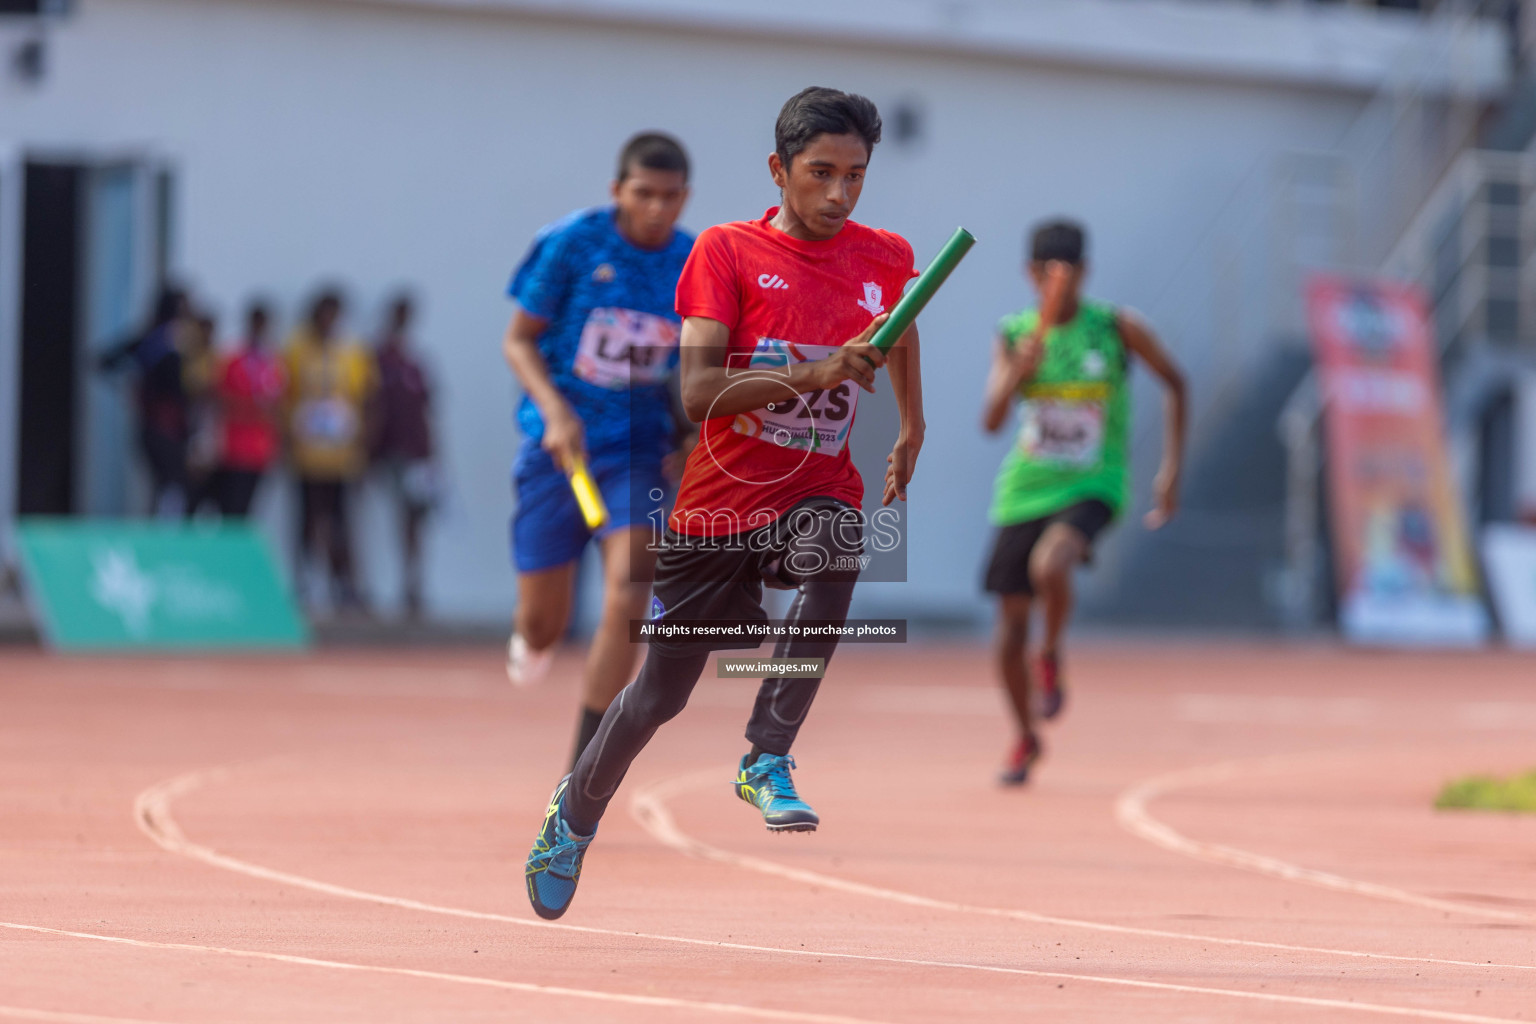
[219,347,286,471]
[670,208,916,536]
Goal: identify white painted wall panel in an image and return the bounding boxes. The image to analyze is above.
[0,0,1488,623]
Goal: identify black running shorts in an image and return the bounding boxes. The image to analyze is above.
[648,496,861,654]
[982,498,1116,597]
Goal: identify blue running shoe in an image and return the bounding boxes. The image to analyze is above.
[734,753,819,832]
[524,775,595,920]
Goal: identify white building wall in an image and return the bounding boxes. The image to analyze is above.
[0,0,1506,623]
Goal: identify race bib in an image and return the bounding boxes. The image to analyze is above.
[731,339,858,456]
[296,397,359,447]
[573,307,678,389]
[1017,398,1104,467]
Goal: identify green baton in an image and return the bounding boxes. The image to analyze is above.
[868,227,977,353]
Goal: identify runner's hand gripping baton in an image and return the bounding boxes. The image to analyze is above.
[868,227,977,353]
[566,455,609,531]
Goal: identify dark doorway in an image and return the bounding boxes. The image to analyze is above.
[1477,386,1517,525]
[17,162,80,516]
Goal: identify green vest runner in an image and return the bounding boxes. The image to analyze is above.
[990,300,1130,526]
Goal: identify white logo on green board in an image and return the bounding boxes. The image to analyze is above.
[89,547,157,638]
[18,521,307,650]
[88,544,245,637]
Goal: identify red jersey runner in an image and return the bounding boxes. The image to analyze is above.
[670,208,915,536]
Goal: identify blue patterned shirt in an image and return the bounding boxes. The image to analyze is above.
[508,206,693,452]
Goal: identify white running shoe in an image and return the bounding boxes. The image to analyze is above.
[506,632,553,687]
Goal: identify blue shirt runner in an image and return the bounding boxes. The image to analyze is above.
[508,205,694,454]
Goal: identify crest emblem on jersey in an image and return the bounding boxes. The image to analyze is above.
[592,263,616,283]
[857,282,884,315]
[649,595,665,620]
[1082,349,1107,378]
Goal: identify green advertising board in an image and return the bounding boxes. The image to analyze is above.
[16,519,308,651]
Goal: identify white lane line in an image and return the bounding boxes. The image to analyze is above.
[632,769,1533,972]
[0,1007,180,1024]
[0,920,889,1024]
[1457,702,1536,731]
[1114,755,1535,923]
[11,918,1530,1024]
[628,773,1536,1024]
[1175,695,1378,726]
[133,764,1533,1024]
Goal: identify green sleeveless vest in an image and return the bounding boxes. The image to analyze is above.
[989,300,1130,526]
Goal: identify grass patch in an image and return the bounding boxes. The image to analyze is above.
[1435,770,1536,813]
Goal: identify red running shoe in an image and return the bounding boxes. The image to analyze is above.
[999,732,1041,786]
[1036,651,1065,720]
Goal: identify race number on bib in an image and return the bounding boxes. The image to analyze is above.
[573,307,679,389]
[295,397,359,448]
[731,338,858,456]
[1017,399,1104,467]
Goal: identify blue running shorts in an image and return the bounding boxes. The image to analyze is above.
[511,439,668,573]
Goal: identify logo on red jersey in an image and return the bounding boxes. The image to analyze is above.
[857,282,884,315]
[757,273,790,291]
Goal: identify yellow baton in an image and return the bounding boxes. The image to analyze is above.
[567,455,608,531]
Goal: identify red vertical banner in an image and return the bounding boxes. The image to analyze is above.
[1307,275,1488,646]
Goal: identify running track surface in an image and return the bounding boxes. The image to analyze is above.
[1,643,1534,1023]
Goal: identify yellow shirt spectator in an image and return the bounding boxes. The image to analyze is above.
[284,327,377,480]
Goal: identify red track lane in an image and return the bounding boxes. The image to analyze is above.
[1,644,1534,1022]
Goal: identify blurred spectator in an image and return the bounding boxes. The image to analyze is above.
[284,288,377,613]
[372,292,439,619]
[189,302,286,518]
[99,286,192,518]
[183,312,221,510]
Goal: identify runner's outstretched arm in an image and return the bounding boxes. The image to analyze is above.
[883,325,923,505]
[1117,311,1187,529]
[677,314,889,423]
[502,309,585,472]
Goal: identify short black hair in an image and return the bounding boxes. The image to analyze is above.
[308,287,345,321]
[616,132,690,183]
[775,87,882,169]
[150,285,188,328]
[1030,219,1087,265]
